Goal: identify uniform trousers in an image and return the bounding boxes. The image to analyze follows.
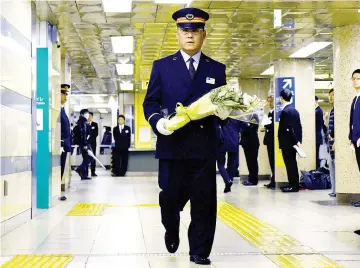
[158,158,217,257]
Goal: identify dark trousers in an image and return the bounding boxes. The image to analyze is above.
[61,151,67,179]
[116,149,129,176]
[316,143,321,168]
[242,145,259,184]
[266,143,275,185]
[217,151,237,184]
[159,158,217,257]
[89,143,96,174]
[76,150,91,177]
[281,146,299,190]
[354,142,360,171]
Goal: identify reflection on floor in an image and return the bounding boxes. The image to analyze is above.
[1,170,360,267]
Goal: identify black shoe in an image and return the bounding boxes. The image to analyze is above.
[328,193,336,197]
[354,230,360,235]
[281,187,299,193]
[164,232,179,253]
[59,196,67,201]
[353,201,360,207]
[190,255,211,265]
[91,173,97,177]
[264,183,275,189]
[242,180,257,186]
[81,177,92,180]
[224,182,233,193]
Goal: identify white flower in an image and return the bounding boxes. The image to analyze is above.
[242,93,250,106]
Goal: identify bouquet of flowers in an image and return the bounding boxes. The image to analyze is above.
[164,85,267,131]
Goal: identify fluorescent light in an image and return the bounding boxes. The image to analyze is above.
[108,96,117,107]
[155,0,192,4]
[97,108,108,114]
[102,0,132,12]
[116,64,134,75]
[111,36,134,54]
[120,81,134,91]
[274,9,282,28]
[289,42,332,58]
[261,66,274,76]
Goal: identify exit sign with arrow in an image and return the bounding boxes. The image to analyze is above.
[275,77,295,121]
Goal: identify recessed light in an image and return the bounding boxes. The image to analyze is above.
[116,64,133,75]
[111,36,134,54]
[289,42,332,58]
[102,0,132,13]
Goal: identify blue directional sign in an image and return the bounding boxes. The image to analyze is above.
[275,77,295,122]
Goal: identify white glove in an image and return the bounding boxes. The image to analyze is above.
[156,118,174,136]
[214,107,232,120]
[61,147,65,153]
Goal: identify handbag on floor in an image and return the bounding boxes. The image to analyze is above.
[300,169,331,190]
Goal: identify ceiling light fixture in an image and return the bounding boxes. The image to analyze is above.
[102,0,132,13]
[111,36,134,54]
[116,64,134,75]
[155,0,192,5]
[260,66,274,76]
[274,9,282,28]
[289,42,332,58]
[97,108,109,114]
[120,81,134,91]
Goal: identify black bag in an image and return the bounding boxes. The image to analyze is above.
[300,170,331,190]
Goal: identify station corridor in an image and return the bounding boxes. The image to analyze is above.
[1,172,359,268]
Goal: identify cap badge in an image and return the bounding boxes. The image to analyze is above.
[185,14,194,20]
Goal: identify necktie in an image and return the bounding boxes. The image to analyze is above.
[189,57,195,79]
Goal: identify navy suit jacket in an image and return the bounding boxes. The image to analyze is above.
[278,104,302,149]
[143,50,226,159]
[217,118,241,153]
[240,122,260,148]
[88,122,99,146]
[61,108,71,152]
[315,106,324,145]
[263,110,274,147]
[77,116,89,147]
[113,125,131,151]
[349,96,360,143]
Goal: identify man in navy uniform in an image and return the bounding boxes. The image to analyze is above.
[263,95,275,189]
[349,69,360,207]
[60,84,71,201]
[113,115,131,176]
[143,7,230,265]
[88,112,99,177]
[278,89,302,193]
[315,96,324,168]
[75,109,92,180]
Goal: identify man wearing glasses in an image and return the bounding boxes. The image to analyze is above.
[349,69,360,207]
[143,7,229,265]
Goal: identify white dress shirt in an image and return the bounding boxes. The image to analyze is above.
[119,124,124,132]
[180,50,201,71]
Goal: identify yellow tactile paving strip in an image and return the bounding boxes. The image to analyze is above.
[1,254,73,268]
[66,203,108,216]
[217,200,343,268]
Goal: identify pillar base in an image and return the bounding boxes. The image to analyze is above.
[336,193,360,204]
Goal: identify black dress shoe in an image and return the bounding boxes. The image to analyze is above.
[224,181,233,193]
[264,183,275,189]
[242,180,257,186]
[353,201,360,207]
[59,196,67,201]
[81,177,92,180]
[190,255,211,265]
[281,187,299,193]
[91,173,97,177]
[164,232,179,253]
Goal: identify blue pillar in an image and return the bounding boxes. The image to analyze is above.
[36,47,51,209]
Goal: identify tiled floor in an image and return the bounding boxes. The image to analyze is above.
[1,170,360,267]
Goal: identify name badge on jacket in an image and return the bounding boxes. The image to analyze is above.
[206,77,215,84]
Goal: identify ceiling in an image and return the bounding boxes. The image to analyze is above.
[36,0,360,94]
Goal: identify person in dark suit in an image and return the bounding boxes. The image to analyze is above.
[278,89,303,193]
[263,95,275,189]
[87,112,99,176]
[241,122,260,186]
[315,96,324,168]
[142,7,229,265]
[100,126,112,154]
[113,115,131,176]
[60,84,71,201]
[75,109,92,180]
[349,70,360,208]
[217,118,242,193]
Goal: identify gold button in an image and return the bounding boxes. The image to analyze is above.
[200,125,204,128]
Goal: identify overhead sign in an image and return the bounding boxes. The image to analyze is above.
[275,77,295,122]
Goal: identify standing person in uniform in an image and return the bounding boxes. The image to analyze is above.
[75,109,92,180]
[315,96,324,168]
[113,115,131,176]
[263,95,275,189]
[88,112,99,177]
[143,8,230,265]
[217,118,242,193]
[278,89,302,193]
[241,122,260,186]
[349,69,360,207]
[60,84,71,201]
[327,88,336,197]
